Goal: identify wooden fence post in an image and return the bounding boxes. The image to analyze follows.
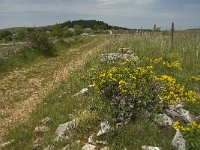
[171,22,174,50]
[154,24,156,31]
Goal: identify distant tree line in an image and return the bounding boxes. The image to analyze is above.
[0,20,131,43]
[61,20,111,30]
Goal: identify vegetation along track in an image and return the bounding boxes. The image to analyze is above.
[0,36,111,142]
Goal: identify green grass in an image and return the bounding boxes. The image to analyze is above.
[0,36,93,76]
[2,31,200,149]
[3,47,109,149]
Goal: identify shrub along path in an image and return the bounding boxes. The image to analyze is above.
[0,36,110,142]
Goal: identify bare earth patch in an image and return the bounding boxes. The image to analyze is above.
[0,36,110,142]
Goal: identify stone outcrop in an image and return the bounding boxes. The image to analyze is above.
[100,53,138,63]
[97,121,111,137]
[54,119,78,142]
[172,129,186,150]
[142,145,160,150]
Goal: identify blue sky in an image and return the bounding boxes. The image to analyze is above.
[0,0,200,29]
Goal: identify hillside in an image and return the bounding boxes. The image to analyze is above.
[0,20,129,33]
[0,20,130,45]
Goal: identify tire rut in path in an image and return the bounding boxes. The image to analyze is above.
[0,37,109,142]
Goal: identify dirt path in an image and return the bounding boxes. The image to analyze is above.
[0,36,110,142]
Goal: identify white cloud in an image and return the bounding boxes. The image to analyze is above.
[97,0,160,6]
[0,0,199,29]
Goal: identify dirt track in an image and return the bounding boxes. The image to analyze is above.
[0,36,110,142]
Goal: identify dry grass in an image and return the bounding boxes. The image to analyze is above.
[0,35,110,142]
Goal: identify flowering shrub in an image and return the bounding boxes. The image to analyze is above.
[92,60,198,123]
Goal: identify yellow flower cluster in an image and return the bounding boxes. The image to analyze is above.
[119,80,127,93]
[173,121,200,132]
[190,76,200,82]
[94,65,154,94]
[155,75,187,105]
[184,90,198,103]
[164,61,182,70]
[146,57,182,70]
[93,63,199,109]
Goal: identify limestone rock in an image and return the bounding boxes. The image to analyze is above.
[165,109,182,121]
[40,117,51,125]
[54,119,78,142]
[97,121,111,136]
[61,145,70,150]
[74,88,89,96]
[165,107,195,124]
[82,143,96,150]
[172,129,186,150]
[34,125,50,133]
[96,140,108,145]
[43,145,55,150]
[88,134,95,144]
[100,53,138,63]
[118,48,131,53]
[0,140,14,149]
[100,147,109,150]
[142,145,160,150]
[155,113,173,126]
[73,85,95,97]
[177,108,194,123]
[32,144,41,150]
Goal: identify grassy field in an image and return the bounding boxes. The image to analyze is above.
[1,31,200,149]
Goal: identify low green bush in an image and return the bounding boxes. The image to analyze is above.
[27,29,57,57]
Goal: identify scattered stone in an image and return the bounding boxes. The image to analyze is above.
[177,108,194,123]
[74,88,89,96]
[96,140,108,145]
[76,140,81,144]
[175,104,184,109]
[165,107,195,124]
[142,145,160,150]
[172,129,186,150]
[34,137,43,145]
[155,113,173,126]
[118,48,131,53]
[32,144,41,150]
[82,143,96,150]
[97,121,111,137]
[100,146,109,150]
[165,109,182,121]
[40,117,51,125]
[73,85,95,97]
[82,33,89,36]
[169,101,184,110]
[54,119,78,142]
[34,125,50,133]
[116,123,123,128]
[43,145,55,150]
[88,134,95,144]
[61,145,70,150]
[100,53,138,63]
[0,139,14,149]
[87,84,95,88]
